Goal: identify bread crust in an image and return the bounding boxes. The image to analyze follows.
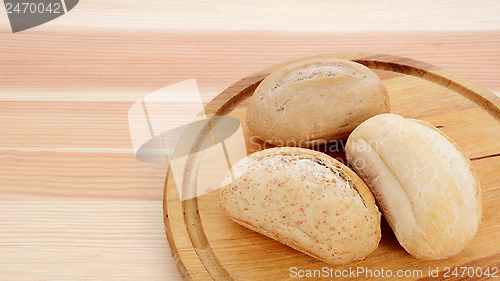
[219,147,381,264]
[346,114,482,260]
[246,58,389,147]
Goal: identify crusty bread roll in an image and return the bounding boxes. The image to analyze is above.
[219,147,381,264]
[345,114,482,260]
[246,58,389,147]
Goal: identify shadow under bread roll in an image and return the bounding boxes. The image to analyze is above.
[346,114,482,260]
[219,147,381,265]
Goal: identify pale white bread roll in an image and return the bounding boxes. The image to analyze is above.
[219,147,381,265]
[246,58,389,147]
[345,114,482,260]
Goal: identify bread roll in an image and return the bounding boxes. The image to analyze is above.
[345,114,482,260]
[246,58,389,147]
[219,147,381,264]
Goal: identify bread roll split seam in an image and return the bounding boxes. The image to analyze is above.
[246,58,390,147]
[346,113,481,260]
[220,147,382,265]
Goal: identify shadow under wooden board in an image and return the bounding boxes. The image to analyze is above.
[163,53,500,281]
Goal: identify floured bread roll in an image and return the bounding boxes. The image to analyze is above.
[346,114,482,260]
[219,147,381,264]
[246,58,389,147]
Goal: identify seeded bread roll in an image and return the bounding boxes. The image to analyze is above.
[345,114,482,260]
[246,58,389,147]
[219,147,381,265]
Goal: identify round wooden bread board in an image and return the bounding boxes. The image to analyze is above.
[163,53,500,281]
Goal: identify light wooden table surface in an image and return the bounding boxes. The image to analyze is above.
[1,1,499,280]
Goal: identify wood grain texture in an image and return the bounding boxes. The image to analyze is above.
[164,54,500,280]
[0,201,178,281]
[1,31,500,102]
[1,1,500,280]
[1,0,499,32]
